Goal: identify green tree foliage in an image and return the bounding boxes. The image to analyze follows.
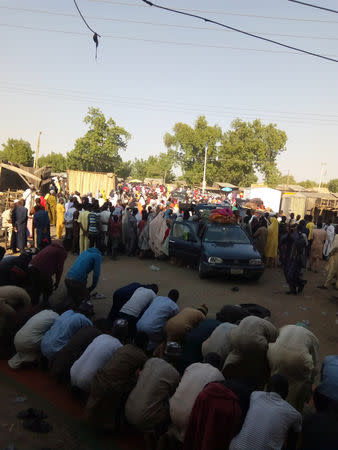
[38,152,67,172]
[298,179,317,189]
[131,152,175,183]
[327,178,338,193]
[276,174,297,185]
[116,160,132,179]
[164,116,222,186]
[67,107,130,172]
[131,158,149,181]
[0,138,34,166]
[164,117,287,187]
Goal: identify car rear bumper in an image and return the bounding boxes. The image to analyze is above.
[200,261,264,278]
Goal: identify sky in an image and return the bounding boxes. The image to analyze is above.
[0,0,337,183]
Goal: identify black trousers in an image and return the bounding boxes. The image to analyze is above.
[64,277,89,306]
[28,266,53,305]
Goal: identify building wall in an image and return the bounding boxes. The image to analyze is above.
[67,170,116,195]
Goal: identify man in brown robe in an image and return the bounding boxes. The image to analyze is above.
[86,332,148,430]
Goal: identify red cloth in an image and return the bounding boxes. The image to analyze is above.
[183,382,242,450]
[31,242,67,282]
[109,220,122,238]
[40,196,46,209]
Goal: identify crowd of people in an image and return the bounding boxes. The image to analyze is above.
[0,259,337,449]
[0,181,337,449]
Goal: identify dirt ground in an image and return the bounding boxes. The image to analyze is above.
[49,253,338,361]
[1,249,337,449]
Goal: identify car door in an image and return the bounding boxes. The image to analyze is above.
[169,221,201,265]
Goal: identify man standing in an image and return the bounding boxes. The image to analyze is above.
[28,240,70,305]
[64,198,76,242]
[56,198,65,239]
[46,190,57,226]
[12,200,28,254]
[65,247,102,306]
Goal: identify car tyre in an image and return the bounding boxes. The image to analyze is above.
[198,261,208,279]
[250,273,263,281]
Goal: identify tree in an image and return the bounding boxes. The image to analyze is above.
[38,152,67,172]
[67,107,130,172]
[116,160,132,179]
[131,158,149,181]
[275,174,297,185]
[164,116,223,186]
[298,179,317,189]
[145,152,175,183]
[221,119,287,186]
[0,138,34,166]
[327,178,338,193]
[164,116,287,187]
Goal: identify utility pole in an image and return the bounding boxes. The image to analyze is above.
[318,162,326,189]
[34,131,42,168]
[202,141,208,195]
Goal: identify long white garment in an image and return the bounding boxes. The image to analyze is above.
[201,322,237,365]
[70,334,122,392]
[8,310,59,369]
[323,225,335,257]
[120,287,156,318]
[169,362,224,442]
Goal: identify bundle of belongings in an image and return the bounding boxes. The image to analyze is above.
[209,208,236,224]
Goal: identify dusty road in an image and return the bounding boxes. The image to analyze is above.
[50,254,338,362]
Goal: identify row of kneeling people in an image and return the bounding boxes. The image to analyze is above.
[1,282,338,450]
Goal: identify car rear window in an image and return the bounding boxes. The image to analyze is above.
[204,226,250,244]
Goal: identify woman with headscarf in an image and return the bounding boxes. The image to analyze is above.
[265,217,279,267]
[253,217,268,259]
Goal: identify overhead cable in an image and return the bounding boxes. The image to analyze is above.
[1,6,337,41]
[91,0,338,24]
[1,81,337,125]
[288,0,338,14]
[138,0,338,63]
[73,0,101,58]
[4,23,338,57]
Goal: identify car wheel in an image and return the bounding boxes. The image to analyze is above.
[198,261,208,279]
[250,273,262,281]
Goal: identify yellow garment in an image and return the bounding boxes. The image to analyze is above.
[56,203,65,239]
[101,190,107,201]
[265,217,279,258]
[46,195,57,225]
[306,222,315,240]
[78,210,90,253]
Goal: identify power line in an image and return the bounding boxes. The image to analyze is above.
[138,0,338,63]
[92,0,338,24]
[4,23,338,57]
[73,0,101,58]
[1,6,337,41]
[1,81,337,124]
[288,0,338,14]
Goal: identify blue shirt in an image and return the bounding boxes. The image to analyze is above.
[66,248,102,289]
[137,296,179,336]
[317,355,338,402]
[41,310,92,361]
